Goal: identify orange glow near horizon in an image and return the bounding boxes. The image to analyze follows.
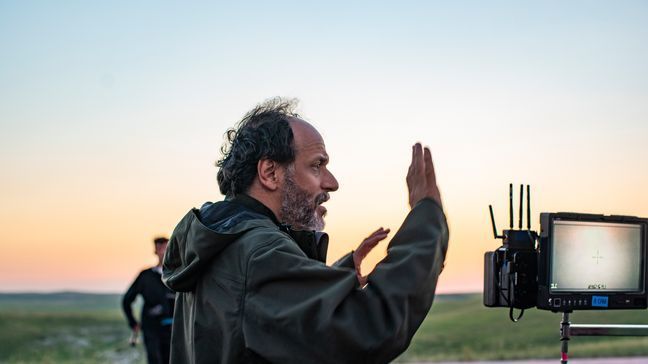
[3,164,647,294]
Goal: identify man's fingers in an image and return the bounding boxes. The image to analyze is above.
[411,144,416,167]
[424,147,436,184]
[365,227,388,238]
[361,233,388,248]
[407,145,416,181]
[364,232,388,245]
[423,146,442,206]
[408,143,427,208]
[357,228,390,257]
[413,143,423,176]
[409,143,421,174]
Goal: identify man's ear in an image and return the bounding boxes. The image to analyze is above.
[257,159,283,191]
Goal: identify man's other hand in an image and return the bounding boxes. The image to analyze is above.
[353,227,390,286]
[129,324,140,347]
[406,143,441,208]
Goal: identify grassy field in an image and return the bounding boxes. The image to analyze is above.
[1,293,648,363]
[399,294,648,362]
[0,293,145,364]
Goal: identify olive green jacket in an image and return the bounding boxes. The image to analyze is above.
[163,197,448,364]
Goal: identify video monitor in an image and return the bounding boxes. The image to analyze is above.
[550,220,643,293]
[538,213,648,311]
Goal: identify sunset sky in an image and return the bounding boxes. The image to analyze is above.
[1,1,647,294]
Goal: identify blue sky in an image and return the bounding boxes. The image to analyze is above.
[1,1,647,292]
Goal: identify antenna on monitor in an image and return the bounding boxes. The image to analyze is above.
[527,185,531,230]
[519,184,523,229]
[489,205,503,239]
[509,183,513,229]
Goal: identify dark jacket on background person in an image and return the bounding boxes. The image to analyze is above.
[123,267,176,364]
[162,194,448,364]
[122,268,175,331]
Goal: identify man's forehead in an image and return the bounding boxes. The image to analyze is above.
[288,117,327,155]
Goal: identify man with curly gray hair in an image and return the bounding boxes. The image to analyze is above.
[163,98,448,363]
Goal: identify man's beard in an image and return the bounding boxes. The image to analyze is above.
[280,170,329,231]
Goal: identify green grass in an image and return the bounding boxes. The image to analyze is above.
[2,293,648,362]
[0,293,145,364]
[399,294,648,362]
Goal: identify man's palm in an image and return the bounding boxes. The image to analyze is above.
[353,227,390,286]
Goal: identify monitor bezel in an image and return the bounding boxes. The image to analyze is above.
[538,212,648,311]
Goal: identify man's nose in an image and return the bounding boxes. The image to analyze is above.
[323,169,339,192]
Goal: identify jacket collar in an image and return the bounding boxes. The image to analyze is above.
[229,194,280,226]
[279,226,329,263]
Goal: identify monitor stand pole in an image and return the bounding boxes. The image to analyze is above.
[559,311,648,363]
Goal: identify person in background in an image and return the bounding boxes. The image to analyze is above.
[122,237,175,364]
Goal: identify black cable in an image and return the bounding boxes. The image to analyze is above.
[507,271,524,322]
[509,306,524,322]
[496,261,525,322]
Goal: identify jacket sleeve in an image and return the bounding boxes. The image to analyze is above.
[122,272,142,329]
[332,251,354,270]
[242,198,448,364]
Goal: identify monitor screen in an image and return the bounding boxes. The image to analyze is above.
[550,220,644,293]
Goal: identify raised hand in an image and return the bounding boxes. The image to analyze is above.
[353,227,390,286]
[406,143,441,208]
